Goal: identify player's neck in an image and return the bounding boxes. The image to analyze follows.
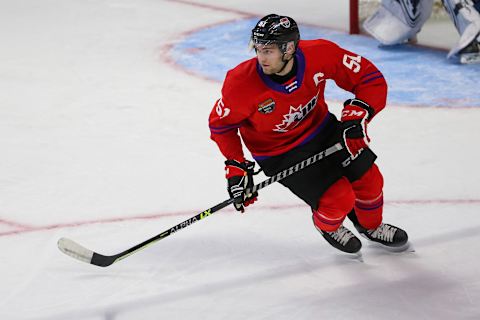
[269,57,297,84]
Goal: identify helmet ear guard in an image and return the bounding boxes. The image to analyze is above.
[280,41,296,55]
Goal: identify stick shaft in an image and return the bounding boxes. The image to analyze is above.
[59,143,343,267]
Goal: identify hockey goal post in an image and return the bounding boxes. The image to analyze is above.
[350,0,360,34]
[349,0,448,34]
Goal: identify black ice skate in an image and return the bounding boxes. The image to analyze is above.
[315,224,362,254]
[355,223,408,248]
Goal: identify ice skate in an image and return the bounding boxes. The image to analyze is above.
[315,224,362,254]
[355,223,409,251]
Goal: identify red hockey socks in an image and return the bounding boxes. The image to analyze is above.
[351,164,384,229]
[312,177,355,232]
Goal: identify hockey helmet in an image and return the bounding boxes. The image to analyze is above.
[250,14,300,53]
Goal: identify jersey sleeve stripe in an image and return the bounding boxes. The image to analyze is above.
[361,70,381,79]
[361,75,384,85]
[209,124,241,134]
[209,123,241,130]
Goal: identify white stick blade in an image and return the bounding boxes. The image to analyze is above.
[58,237,94,264]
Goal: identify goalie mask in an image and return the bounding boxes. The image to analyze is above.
[250,14,300,54]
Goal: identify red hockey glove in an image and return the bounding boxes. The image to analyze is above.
[340,98,375,157]
[225,160,258,212]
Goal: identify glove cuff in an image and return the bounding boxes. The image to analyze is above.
[225,165,246,178]
[343,98,375,121]
[225,159,255,178]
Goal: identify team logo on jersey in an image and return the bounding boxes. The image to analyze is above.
[258,98,275,114]
[273,93,318,133]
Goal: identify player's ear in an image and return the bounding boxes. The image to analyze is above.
[286,41,296,55]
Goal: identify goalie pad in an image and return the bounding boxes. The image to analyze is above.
[443,0,480,58]
[363,0,434,45]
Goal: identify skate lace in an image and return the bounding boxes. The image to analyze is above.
[368,224,396,242]
[330,227,355,246]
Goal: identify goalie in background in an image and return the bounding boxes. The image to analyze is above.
[363,0,480,64]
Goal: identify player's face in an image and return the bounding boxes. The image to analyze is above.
[255,44,285,75]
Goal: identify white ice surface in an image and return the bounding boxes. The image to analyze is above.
[1,1,479,319]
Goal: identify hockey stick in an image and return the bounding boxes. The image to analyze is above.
[58,142,343,267]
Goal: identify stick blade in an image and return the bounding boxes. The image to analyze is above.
[58,237,94,265]
[58,237,117,267]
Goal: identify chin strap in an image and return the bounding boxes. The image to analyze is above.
[276,57,290,74]
[275,54,294,75]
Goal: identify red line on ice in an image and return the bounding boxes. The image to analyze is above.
[0,218,33,229]
[1,199,479,237]
[161,1,478,108]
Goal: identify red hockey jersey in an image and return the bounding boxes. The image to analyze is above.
[209,39,387,161]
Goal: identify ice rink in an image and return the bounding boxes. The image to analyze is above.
[1,1,480,319]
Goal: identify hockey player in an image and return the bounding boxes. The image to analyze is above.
[363,0,480,64]
[208,14,408,254]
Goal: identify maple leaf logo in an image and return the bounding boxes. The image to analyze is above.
[273,93,318,133]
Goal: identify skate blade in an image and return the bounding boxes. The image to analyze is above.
[367,241,415,253]
[344,251,364,262]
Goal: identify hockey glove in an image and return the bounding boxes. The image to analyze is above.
[340,98,374,157]
[225,160,258,212]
